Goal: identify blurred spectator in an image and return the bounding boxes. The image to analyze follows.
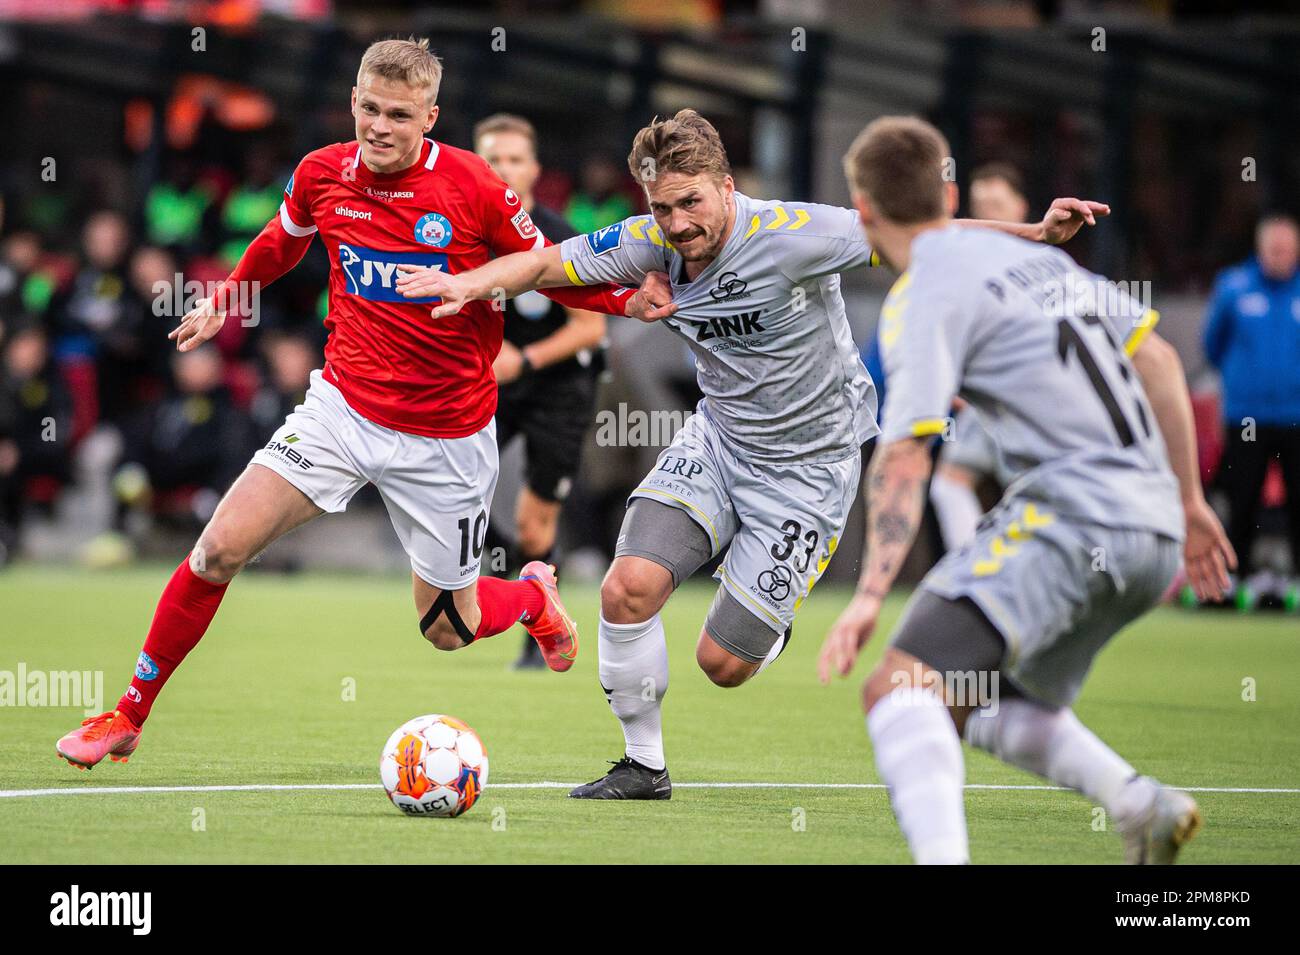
[0,230,51,332]
[218,141,286,270]
[565,155,635,234]
[48,210,148,430]
[250,333,314,437]
[116,345,255,529]
[127,245,182,400]
[1203,213,1300,587]
[969,162,1030,223]
[0,322,75,559]
[143,154,218,251]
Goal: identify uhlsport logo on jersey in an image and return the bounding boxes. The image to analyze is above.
[338,244,449,303]
[414,212,454,247]
[585,222,624,256]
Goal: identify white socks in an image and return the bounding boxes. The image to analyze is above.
[868,688,969,864]
[964,698,1157,823]
[868,689,1158,863]
[930,471,982,551]
[598,614,669,771]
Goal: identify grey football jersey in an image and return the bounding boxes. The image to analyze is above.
[559,192,880,464]
[878,225,1183,540]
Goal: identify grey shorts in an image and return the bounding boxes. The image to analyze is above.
[627,412,861,635]
[902,495,1182,708]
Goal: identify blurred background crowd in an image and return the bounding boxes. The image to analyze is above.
[0,0,1297,591]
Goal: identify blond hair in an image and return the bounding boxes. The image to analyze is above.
[357,37,443,104]
[627,109,730,183]
[843,116,950,224]
[473,113,537,154]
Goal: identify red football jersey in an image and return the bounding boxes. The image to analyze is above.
[222,139,632,438]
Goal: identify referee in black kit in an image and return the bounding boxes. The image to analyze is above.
[475,114,608,668]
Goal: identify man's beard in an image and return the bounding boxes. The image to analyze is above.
[675,231,720,261]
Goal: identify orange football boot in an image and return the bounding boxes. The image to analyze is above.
[519,561,579,672]
[56,710,142,770]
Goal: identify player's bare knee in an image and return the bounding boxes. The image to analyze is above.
[416,582,479,651]
[191,528,248,583]
[421,618,466,652]
[600,560,667,623]
[696,636,754,688]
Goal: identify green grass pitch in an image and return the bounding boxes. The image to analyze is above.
[1,563,1297,864]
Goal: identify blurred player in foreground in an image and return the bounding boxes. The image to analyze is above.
[396,109,1107,799]
[475,114,607,670]
[928,163,1029,551]
[55,38,663,770]
[819,116,1236,863]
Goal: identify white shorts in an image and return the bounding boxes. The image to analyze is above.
[251,369,499,590]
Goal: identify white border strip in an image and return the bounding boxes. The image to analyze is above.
[3,782,1298,799]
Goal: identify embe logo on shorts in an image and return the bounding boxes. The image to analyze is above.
[264,434,315,471]
[973,505,1054,577]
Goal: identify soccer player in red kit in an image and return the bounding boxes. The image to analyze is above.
[55,37,667,769]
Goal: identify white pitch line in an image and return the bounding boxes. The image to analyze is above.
[2,782,1298,799]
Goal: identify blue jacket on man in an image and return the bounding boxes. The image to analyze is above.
[1203,257,1300,428]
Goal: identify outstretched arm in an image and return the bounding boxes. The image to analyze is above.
[817,436,933,682]
[396,244,677,321]
[169,214,313,352]
[397,243,568,311]
[957,197,1111,245]
[1130,331,1236,600]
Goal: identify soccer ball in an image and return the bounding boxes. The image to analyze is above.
[380,714,489,817]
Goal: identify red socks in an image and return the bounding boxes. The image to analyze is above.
[116,555,229,726]
[474,576,545,639]
[114,561,540,727]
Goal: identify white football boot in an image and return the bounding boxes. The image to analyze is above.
[1118,780,1203,864]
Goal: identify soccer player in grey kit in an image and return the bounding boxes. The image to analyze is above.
[397,109,1108,799]
[819,116,1236,863]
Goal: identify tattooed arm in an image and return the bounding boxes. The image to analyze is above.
[818,437,933,682]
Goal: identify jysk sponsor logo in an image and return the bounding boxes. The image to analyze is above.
[585,222,624,257]
[414,211,454,247]
[338,244,449,303]
[264,433,315,470]
[134,652,159,682]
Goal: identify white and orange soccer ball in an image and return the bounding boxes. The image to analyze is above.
[380,714,489,817]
